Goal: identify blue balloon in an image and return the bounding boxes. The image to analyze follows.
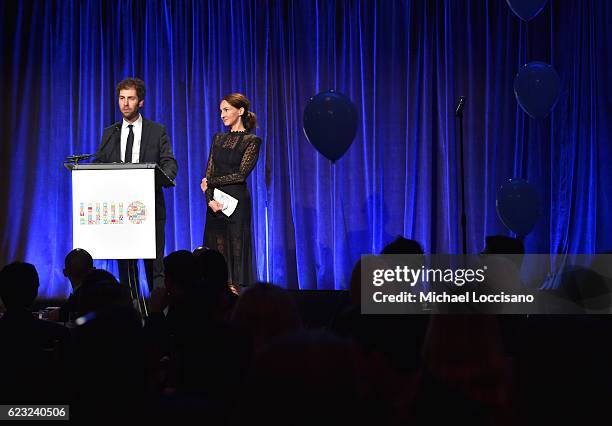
[496,178,541,237]
[303,90,358,162]
[514,61,561,119]
[506,0,548,21]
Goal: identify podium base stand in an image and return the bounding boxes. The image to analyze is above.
[126,260,149,318]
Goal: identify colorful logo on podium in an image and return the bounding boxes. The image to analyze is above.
[78,201,146,225]
[127,201,147,224]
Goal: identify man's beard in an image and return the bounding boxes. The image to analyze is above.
[122,109,139,121]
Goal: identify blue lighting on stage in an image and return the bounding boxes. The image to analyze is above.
[0,0,610,297]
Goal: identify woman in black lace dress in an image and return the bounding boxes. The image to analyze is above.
[200,93,261,288]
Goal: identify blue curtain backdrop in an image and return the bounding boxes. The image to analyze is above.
[0,0,610,297]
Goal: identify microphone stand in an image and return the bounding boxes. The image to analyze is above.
[455,96,467,254]
[63,154,94,170]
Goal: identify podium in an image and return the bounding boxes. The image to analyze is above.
[66,163,175,315]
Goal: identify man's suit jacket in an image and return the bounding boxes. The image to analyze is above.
[94,118,178,220]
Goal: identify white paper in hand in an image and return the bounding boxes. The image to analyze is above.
[213,188,239,217]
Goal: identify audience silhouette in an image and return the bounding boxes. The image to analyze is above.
[1,236,611,424]
[50,248,94,322]
[0,262,71,403]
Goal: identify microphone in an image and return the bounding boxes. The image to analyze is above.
[65,154,93,162]
[455,96,465,117]
[96,123,121,157]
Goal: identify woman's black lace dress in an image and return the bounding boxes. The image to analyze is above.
[204,131,261,286]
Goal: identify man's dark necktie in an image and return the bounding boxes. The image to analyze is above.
[125,124,134,163]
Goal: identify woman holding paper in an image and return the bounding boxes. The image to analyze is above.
[200,93,261,289]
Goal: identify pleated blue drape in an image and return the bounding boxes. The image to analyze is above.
[0,0,610,296]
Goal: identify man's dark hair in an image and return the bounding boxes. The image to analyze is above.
[0,262,39,310]
[116,77,146,101]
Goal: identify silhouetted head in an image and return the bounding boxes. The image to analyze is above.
[192,245,209,257]
[481,235,525,269]
[382,237,424,254]
[0,262,39,311]
[63,248,94,290]
[482,235,524,255]
[195,249,229,288]
[232,283,302,351]
[164,250,201,302]
[78,269,130,315]
[194,248,234,319]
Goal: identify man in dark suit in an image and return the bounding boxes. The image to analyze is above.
[94,77,178,292]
